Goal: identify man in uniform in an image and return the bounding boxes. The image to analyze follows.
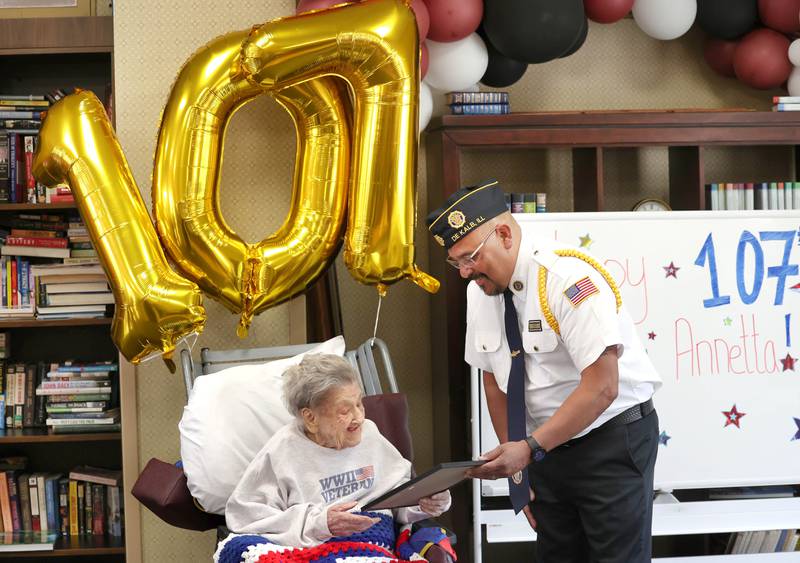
[426,180,662,562]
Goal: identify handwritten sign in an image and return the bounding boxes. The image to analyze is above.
[516,211,800,490]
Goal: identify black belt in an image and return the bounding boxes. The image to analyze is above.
[557,399,655,450]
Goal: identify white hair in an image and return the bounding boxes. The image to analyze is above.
[282,354,360,420]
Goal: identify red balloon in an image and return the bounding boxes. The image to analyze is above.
[704,37,739,78]
[424,0,483,42]
[420,42,429,78]
[758,0,800,34]
[411,0,431,40]
[296,0,349,14]
[733,28,792,89]
[584,0,635,24]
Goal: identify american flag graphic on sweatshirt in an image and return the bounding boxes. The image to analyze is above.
[564,276,599,307]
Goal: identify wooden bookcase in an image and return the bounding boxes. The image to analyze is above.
[0,17,141,562]
[425,111,800,562]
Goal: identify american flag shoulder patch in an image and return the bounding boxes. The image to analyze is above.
[564,276,599,307]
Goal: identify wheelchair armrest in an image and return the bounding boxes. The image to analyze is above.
[132,457,225,531]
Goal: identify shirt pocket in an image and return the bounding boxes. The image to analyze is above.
[474,328,502,354]
[522,327,559,354]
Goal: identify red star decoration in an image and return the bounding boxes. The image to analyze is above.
[663,261,680,278]
[648,331,656,340]
[722,404,746,428]
[781,353,796,371]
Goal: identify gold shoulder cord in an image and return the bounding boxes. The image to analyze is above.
[537,249,622,336]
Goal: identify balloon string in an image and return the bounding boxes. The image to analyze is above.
[371,294,383,346]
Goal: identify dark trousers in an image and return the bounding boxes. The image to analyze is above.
[528,410,659,563]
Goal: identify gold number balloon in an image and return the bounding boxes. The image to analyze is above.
[32,91,206,369]
[153,29,351,336]
[242,0,439,296]
[33,0,439,362]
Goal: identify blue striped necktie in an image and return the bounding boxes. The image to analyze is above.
[503,288,531,514]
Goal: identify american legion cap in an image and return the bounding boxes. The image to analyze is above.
[426,179,508,249]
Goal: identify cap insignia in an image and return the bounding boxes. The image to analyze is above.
[447,210,466,229]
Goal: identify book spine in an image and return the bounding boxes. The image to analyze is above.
[4,237,68,248]
[58,479,69,535]
[107,486,121,536]
[41,380,110,389]
[22,364,35,427]
[7,471,19,532]
[23,136,35,203]
[447,91,509,104]
[83,481,92,535]
[450,103,510,115]
[0,133,8,202]
[92,484,104,535]
[28,474,40,531]
[68,480,78,535]
[13,365,23,428]
[0,473,11,532]
[8,132,16,203]
[45,477,58,532]
[17,474,31,531]
[0,111,42,119]
[76,482,84,535]
[36,474,47,532]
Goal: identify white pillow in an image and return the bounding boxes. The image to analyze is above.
[179,336,346,514]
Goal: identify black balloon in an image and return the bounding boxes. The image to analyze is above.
[483,0,586,64]
[697,0,758,40]
[560,12,588,58]
[481,40,529,88]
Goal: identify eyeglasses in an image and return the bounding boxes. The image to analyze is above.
[446,229,496,270]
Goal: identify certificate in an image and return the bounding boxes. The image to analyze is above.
[362,460,486,510]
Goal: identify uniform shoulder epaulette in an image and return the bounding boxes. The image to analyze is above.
[537,248,622,336]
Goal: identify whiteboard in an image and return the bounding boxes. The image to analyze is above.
[477,211,800,492]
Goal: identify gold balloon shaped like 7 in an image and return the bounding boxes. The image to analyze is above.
[32,91,206,368]
[153,29,352,335]
[242,0,439,296]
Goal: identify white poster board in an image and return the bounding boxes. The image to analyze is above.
[478,211,800,492]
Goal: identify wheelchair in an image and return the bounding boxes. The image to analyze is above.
[133,338,456,563]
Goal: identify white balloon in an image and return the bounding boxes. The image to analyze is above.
[789,40,800,67]
[424,33,489,92]
[419,81,433,131]
[632,0,696,41]
[787,66,800,96]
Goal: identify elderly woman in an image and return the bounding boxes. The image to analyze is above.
[225,353,451,548]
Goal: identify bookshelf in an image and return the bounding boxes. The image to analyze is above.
[0,15,141,562]
[425,111,800,562]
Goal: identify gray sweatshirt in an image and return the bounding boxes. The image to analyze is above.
[225,419,438,547]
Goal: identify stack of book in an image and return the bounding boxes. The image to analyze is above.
[31,263,109,320]
[706,182,800,210]
[65,219,96,261]
[772,96,800,112]
[0,459,124,541]
[0,95,47,204]
[448,91,510,115]
[36,362,119,434]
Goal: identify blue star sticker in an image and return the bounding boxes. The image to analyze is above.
[792,418,800,442]
[658,430,671,446]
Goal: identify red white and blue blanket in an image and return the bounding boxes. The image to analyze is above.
[214,513,455,563]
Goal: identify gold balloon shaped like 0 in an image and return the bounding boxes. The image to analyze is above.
[32,91,206,369]
[153,28,352,336]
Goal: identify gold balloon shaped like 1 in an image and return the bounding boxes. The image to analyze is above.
[153,29,351,336]
[32,91,206,370]
[241,0,440,297]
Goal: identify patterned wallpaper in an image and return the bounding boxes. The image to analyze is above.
[114,4,778,560]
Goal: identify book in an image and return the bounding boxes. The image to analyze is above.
[41,282,108,294]
[68,465,122,487]
[450,103,510,115]
[40,292,114,306]
[68,480,78,535]
[35,386,112,396]
[447,91,509,104]
[0,245,70,259]
[52,422,120,434]
[17,474,30,531]
[0,530,57,552]
[35,304,107,316]
[57,479,68,536]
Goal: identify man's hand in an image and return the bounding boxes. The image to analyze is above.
[327,501,380,537]
[467,440,532,480]
[418,490,451,517]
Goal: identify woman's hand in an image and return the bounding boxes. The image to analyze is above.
[418,490,451,517]
[327,501,380,537]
